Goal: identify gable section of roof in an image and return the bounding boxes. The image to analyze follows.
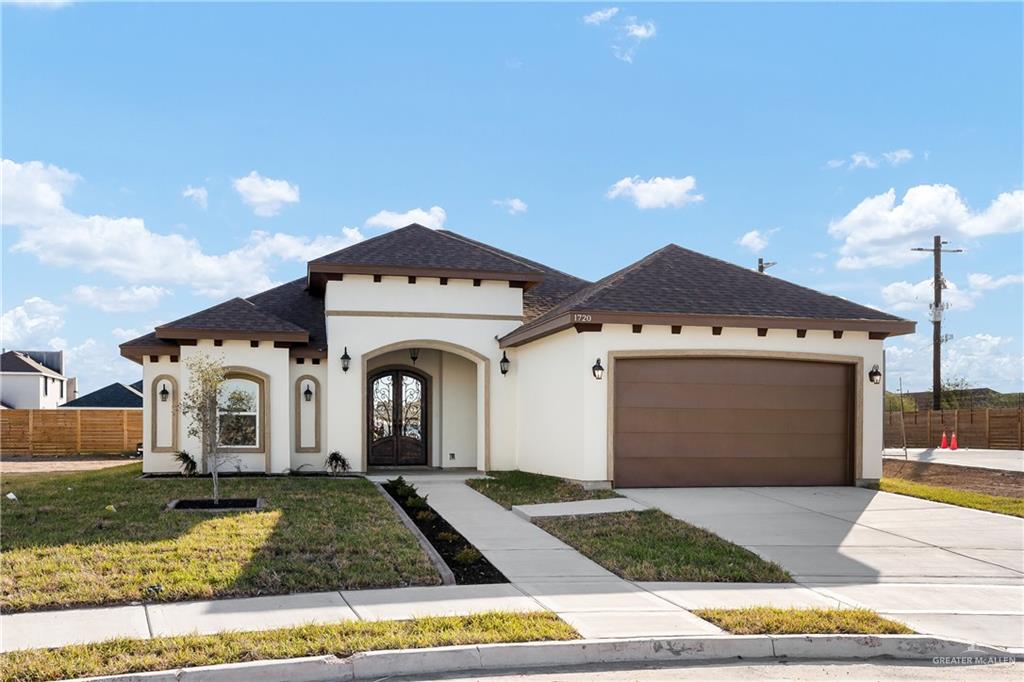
[62,382,143,409]
[307,223,545,289]
[501,244,914,346]
[154,297,309,342]
[245,277,327,353]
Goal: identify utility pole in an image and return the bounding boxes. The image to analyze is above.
[911,235,963,410]
[757,257,777,273]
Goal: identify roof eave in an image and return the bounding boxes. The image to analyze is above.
[153,328,309,343]
[499,310,916,348]
[307,263,544,293]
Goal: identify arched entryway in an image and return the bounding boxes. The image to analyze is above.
[367,367,430,466]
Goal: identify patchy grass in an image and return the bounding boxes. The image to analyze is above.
[0,612,577,682]
[694,607,913,635]
[467,471,618,509]
[0,464,440,612]
[536,510,791,582]
[880,478,1024,518]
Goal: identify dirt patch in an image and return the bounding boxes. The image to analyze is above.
[0,455,139,475]
[884,459,1024,498]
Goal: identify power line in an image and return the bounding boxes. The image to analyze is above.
[910,235,964,410]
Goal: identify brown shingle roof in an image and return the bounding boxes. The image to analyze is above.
[246,278,327,353]
[436,230,591,321]
[154,298,309,342]
[501,244,914,346]
[308,223,544,288]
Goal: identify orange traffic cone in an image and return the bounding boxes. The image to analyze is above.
[939,431,948,449]
[950,432,958,450]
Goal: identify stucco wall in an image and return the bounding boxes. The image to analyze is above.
[289,360,327,471]
[325,276,520,472]
[1,374,48,409]
[513,324,885,484]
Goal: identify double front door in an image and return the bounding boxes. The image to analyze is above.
[368,369,428,466]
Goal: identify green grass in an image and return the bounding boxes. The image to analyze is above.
[467,470,619,508]
[0,612,577,682]
[536,510,791,582]
[694,607,913,635]
[0,464,440,612]
[880,478,1024,518]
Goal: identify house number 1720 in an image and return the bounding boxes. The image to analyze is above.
[573,314,593,322]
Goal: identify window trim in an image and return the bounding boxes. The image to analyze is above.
[294,375,321,453]
[216,369,269,469]
[151,374,180,453]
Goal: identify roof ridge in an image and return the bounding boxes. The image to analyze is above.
[308,224,427,264]
[437,230,587,282]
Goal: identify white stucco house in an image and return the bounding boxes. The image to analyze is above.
[0,350,75,409]
[121,224,914,487]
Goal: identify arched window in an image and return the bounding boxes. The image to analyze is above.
[218,377,261,448]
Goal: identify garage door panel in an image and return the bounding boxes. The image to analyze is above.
[613,357,852,487]
[614,432,850,460]
[615,407,849,436]
[614,456,850,488]
[615,381,849,411]
[616,357,848,387]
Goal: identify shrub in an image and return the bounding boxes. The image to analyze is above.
[404,496,427,510]
[436,531,461,543]
[416,510,436,522]
[174,451,197,477]
[325,451,351,476]
[453,547,482,565]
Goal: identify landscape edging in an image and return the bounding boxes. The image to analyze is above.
[71,634,1013,682]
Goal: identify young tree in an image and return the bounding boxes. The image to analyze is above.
[179,354,227,502]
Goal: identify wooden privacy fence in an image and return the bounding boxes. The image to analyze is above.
[0,409,142,455]
[884,408,1023,450]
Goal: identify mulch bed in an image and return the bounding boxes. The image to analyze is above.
[884,459,1023,498]
[382,478,506,585]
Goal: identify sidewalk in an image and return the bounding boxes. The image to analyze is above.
[883,447,1024,473]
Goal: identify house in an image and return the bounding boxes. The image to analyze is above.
[0,350,76,409]
[61,381,143,409]
[120,224,914,487]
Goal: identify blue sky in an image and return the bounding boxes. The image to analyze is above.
[2,1,1022,394]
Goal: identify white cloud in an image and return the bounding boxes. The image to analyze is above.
[232,170,300,217]
[1,297,65,348]
[583,7,618,25]
[825,159,846,170]
[736,229,777,253]
[607,175,703,209]
[883,148,913,166]
[625,20,656,39]
[849,152,878,170]
[881,278,976,313]
[493,198,528,215]
[828,185,1024,269]
[365,206,447,230]
[50,337,140,395]
[111,327,144,341]
[967,273,1024,291]
[71,285,170,313]
[1,158,363,298]
[182,185,208,209]
[885,333,1023,393]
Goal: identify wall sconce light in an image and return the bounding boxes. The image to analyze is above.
[868,364,882,385]
[409,347,420,364]
[592,358,604,380]
[499,351,510,375]
[340,347,351,373]
[303,383,313,402]
[159,383,170,402]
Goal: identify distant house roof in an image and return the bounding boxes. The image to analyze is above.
[0,350,64,378]
[62,382,143,409]
[130,380,144,393]
[307,223,545,291]
[501,244,914,347]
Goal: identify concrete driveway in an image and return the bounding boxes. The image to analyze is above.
[619,486,1024,649]
[884,447,1023,473]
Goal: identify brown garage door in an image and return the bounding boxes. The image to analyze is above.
[613,357,853,487]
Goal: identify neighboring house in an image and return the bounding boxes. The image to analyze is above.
[61,382,143,409]
[121,224,914,487]
[0,350,75,409]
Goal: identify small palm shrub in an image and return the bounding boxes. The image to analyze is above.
[174,451,197,477]
[325,451,351,476]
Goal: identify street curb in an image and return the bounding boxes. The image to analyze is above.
[72,635,1014,681]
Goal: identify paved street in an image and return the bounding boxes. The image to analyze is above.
[621,486,1024,649]
[884,448,1024,473]
[408,660,1022,681]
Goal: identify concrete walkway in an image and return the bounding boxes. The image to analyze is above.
[884,447,1024,473]
[400,474,723,640]
[621,486,1024,649]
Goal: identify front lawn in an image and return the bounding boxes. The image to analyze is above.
[467,470,618,508]
[0,464,440,612]
[694,607,913,635]
[880,478,1024,518]
[536,510,791,582]
[0,612,577,682]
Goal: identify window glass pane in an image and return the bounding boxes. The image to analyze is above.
[371,375,393,441]
[401,375,423,440]
[218,378,259,447]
